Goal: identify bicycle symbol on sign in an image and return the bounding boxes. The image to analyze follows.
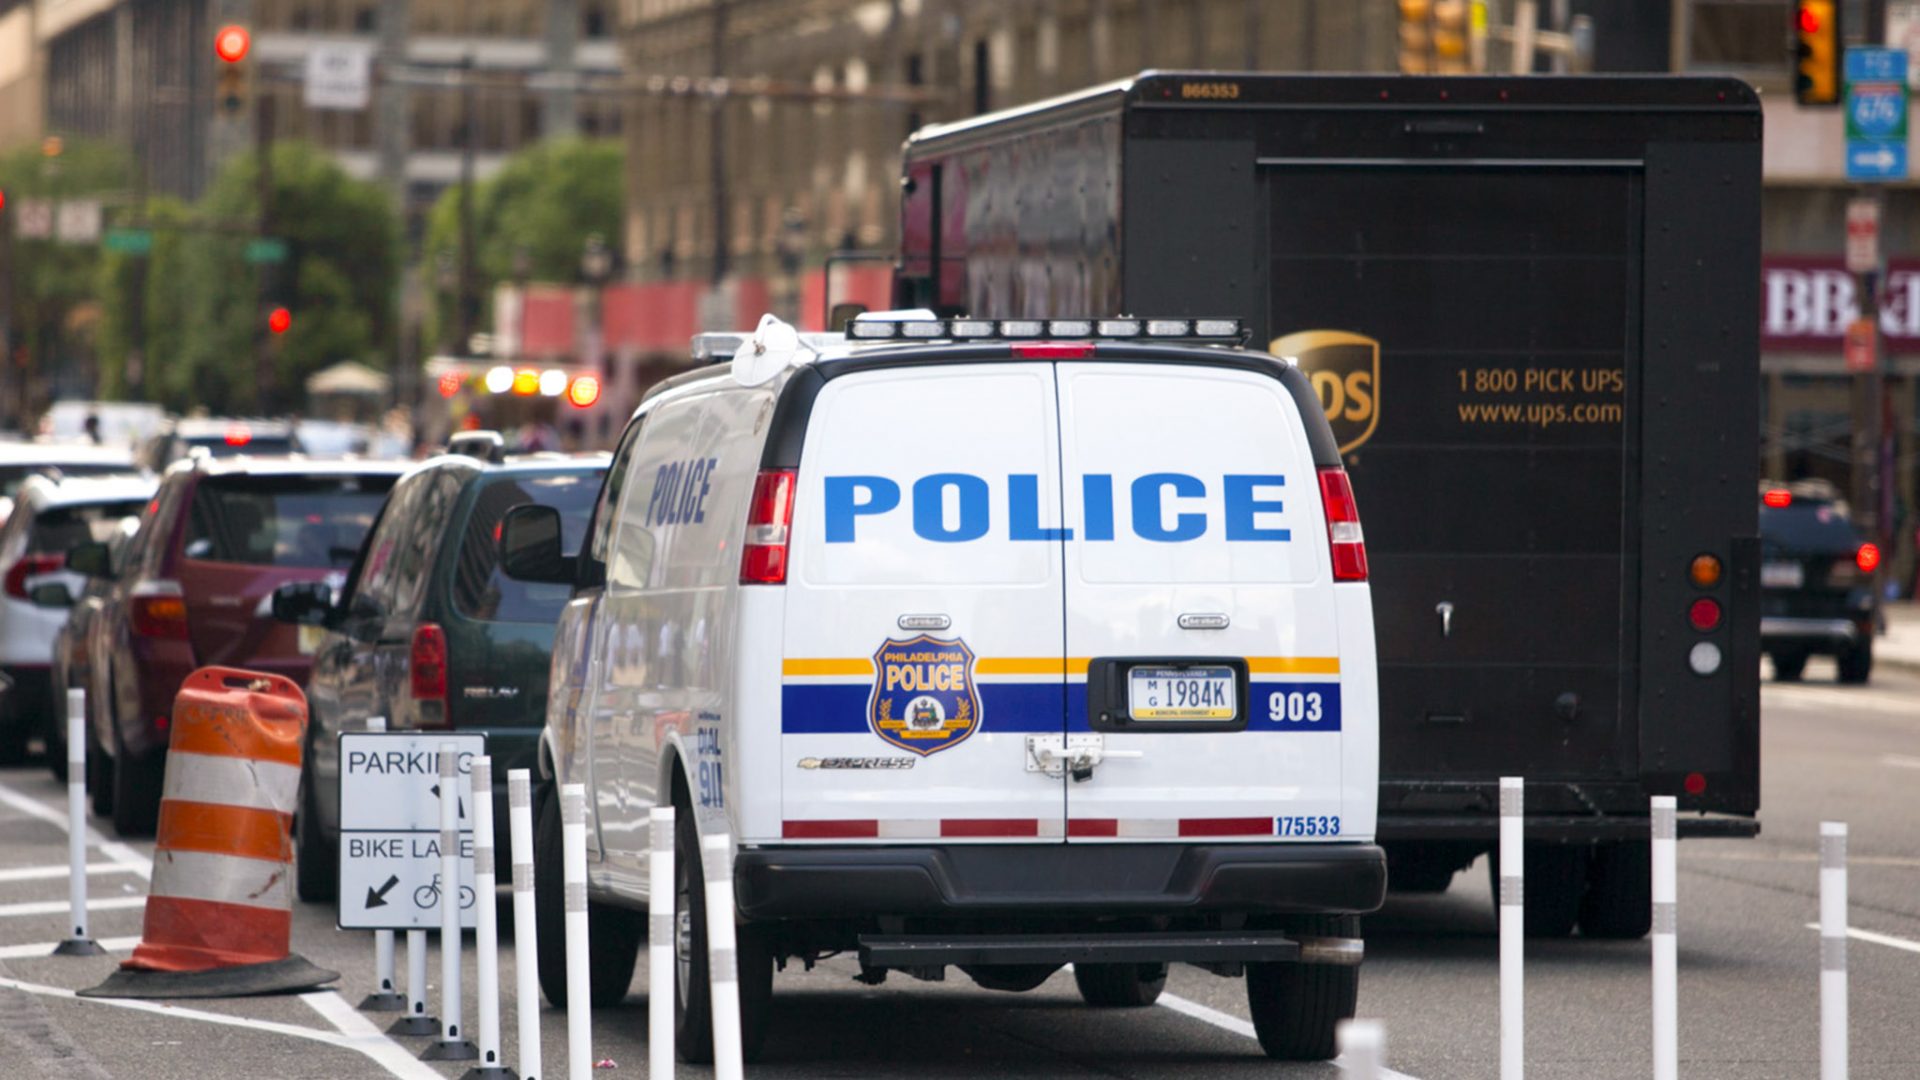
[413,873,476,911]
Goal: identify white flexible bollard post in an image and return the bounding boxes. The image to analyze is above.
[1821,821,1848,1080]
[702,832,745,1080]
[389,929,439,1035]
[1500,776,1524,1080]
[1651,795,1678,1080]
[463,756,512,1078]
[423,745,477,1060]
[359,716,404,1010]
[508,770,541,1080]
[561,783,592,1080]
[53,687,102,956]
[650,806,676,1078]
[1336,1018,1386,1080]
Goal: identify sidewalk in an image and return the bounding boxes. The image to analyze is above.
[1880,601,1920,674]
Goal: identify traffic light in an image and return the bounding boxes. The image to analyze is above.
[267,307,291,335]
[1794,0,1841,106]
[1398,0,1433,73]
[1432,1,1470,74]
[215,25,251,116]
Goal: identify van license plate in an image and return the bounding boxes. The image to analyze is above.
[1128,666,1236,721]
[1761,561,1803,589]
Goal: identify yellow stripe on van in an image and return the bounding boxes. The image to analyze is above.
[782,658,874,677]
[1248,657,1341,675]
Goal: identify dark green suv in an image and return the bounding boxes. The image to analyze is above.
[282,452,608,901]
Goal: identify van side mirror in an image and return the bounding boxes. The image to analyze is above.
[29,582,74,608]
[272,581,337,626]
[828,302,868,332]
[67,541,112,579]
[500,504,573,584]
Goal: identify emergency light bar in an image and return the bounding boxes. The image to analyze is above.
[846,316,1244,343]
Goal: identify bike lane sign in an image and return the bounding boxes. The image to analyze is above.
[336,731,487,930]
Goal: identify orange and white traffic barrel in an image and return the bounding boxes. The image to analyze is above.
[83,667,338,999]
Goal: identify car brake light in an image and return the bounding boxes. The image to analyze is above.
[224,424,252,447]
[740,469,797,585]
[1317,467,1368,582]
[1857,543,1881,573]
[1763,489,1791,508]
[1688,598,1721,632]
[3,553,65,599]
[130,594,190,639]
[411,623,447,702]
[1011,342,1095,359]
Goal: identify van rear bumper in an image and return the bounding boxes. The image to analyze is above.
[733,842,1386,920]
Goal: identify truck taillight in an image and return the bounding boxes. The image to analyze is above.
[411,623,448,703]
[1317,467,1368,582]
[130,586,189,639]
[3,553,64,599]
[1857,543,1881,573]
[740,469,796,585]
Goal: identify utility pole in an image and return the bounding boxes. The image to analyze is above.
[544,0,580,138]
[709,0,730,284]
[457,51,478,352]
[1852,0,1892,586]
[255,92,276,414]
[377,0,413,425]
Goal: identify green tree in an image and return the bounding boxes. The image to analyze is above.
[109,141,398,414]
[420,137,624,352]
[0,139,133,415]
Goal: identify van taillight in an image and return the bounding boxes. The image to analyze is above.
[740,469,797,585]
[1317,467,1368,582]
[410,623,448,702]
[130,591,189,639]
[1857,543,1881,573]
[3,554,64,599]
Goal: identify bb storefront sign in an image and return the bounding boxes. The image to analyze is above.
[1764,255,1920,354]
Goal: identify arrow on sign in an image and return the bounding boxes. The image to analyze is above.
[428,783,466,819]
[365,874,400,909]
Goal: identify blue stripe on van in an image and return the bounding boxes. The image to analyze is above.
[780,682,1338,734]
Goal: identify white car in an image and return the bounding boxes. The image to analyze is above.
[502,314,1385,1063]
[0,472,155,761]
[0,440,141,528]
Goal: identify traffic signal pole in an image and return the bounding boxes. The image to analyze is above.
[255,91,276,414]
[1852,0,1891,597]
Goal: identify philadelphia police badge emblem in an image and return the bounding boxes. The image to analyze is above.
[869,635,981,756]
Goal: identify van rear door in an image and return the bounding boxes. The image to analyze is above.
[780,363,1067,842]
[1055,361,1352,842]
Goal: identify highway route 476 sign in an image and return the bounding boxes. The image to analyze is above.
[336,731,486,930]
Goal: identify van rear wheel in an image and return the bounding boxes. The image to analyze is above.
[1836,638,1872,685]
[1770,649,1807,682]
[673,797,773,1063]
[1578,840,1652,939]
[1074,963,1167,1007]
[1245,915,1359,1061]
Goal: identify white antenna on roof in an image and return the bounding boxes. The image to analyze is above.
[732,313,808,386]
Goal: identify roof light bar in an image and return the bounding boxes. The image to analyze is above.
[836,317,1243,344]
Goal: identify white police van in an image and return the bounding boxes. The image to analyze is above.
[502,314,1385,1062]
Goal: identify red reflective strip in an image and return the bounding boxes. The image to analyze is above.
[782,820,879,839]
[1178,817,1273,837]
[940,819,1039,838]
[1067,818,1119,837]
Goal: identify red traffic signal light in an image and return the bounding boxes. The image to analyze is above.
[267,307,291,334]
[1794,0,1841,106]
[215,25,251,63]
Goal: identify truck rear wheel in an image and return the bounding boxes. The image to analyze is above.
[533,782,643,1008]
[1770,649,1807,682]
[1246,915,1359,1061]
[1073,963,1167,1007]
[1490,844,1586,938]
[1578,840,1652,939]
[673,797,773,1064]
[1836,638,1872,685]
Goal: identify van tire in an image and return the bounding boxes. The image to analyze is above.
[674,800,774,1064]
[1836,639,1872,685]
[1074,963,1167,1007]
[110,746,163,837]
[533,782,643,1007]
[1770,649,1807,682]
[1578,840,1652,939]
[295,765,337,903]
[1491,844,1586,938]
[1246,915,1359,1061]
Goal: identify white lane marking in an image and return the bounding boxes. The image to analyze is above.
[299,990,445,1080]
[0,780,152,880]
[1804,922,1920,955]
[0,896,146,918]
[1881,754,1920,770]
[0,935,140,959]
[1157,990,1423,1079]
[0,863,143,884]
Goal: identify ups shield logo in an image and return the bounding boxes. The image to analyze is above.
[1270,330,1379,455]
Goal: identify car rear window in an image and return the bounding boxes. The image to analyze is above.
[183,474,395,568]
[1761,501,1863,555]
[28,500,149,553]
[453,471,600,623]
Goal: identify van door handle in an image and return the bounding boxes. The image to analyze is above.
[1436,601,1454,639]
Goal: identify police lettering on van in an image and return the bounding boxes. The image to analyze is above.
[511,315,1385,1066]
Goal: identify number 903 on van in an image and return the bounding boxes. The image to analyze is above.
[500,315,1385,1063]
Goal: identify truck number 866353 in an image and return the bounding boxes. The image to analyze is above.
[1267,690,1325,724]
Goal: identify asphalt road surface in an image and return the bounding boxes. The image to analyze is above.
[1,661,1916,1078]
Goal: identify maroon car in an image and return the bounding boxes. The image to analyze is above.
[73,455,403,835]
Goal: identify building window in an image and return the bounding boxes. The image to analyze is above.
[355,5,375,32]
